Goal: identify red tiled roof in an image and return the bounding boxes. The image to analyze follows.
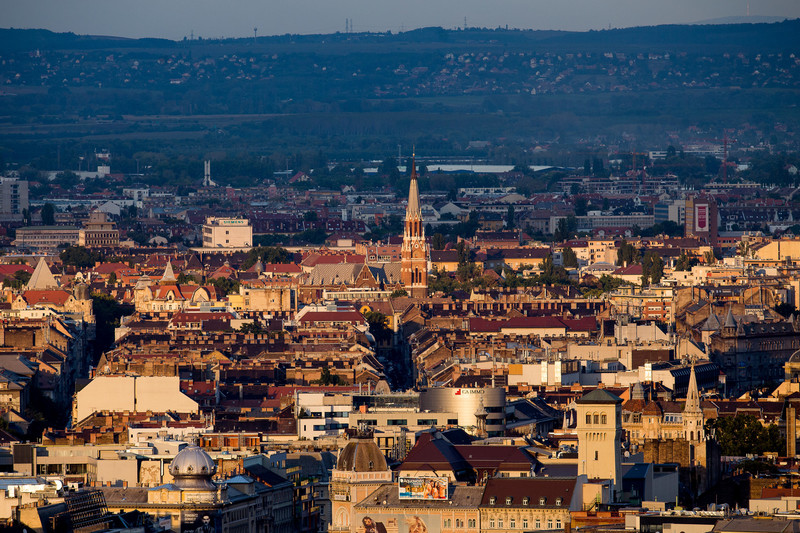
[22,290,71,306]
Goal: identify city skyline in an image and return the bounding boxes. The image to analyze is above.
[1,0,799,40]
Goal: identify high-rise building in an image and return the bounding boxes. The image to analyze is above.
[0,178,29,222]
[401,156,428,298]
[684,196,718,246]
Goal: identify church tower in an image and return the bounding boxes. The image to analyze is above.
[576,389,622,496]
[683,360,705,444]
[401,155,428,298]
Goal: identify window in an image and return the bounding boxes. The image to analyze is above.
[387,419,407,426]
[522,497,529,505]
[539,497,546,505]
[523,519,529,529]
[489,519,495,528]
[535,520,541,529]
[444,519,451,527]
[557,519,562,529]
[548,520,553,529]
[468,519,476,528]
[593,414,599,424]
[556,497,563,506]
[506,496,513,505]
[585,413,591,424]
[498,519,503,528]
[489,496,497,505]
[456,519,463,528]
[601,413,607,424]
[510,518,516,528]
[595,450,599,460]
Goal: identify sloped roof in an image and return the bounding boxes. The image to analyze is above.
[575,388,622,405]
[26,258,58,290]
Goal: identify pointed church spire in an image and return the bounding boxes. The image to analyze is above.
[406,150,421,220]
[684,358,701,414]
[724,306,737,329]
[161,261,177,283]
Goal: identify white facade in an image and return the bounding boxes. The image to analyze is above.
[73,376,199,422]
[202,217,253,248]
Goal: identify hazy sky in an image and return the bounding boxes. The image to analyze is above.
[2,0,800,40]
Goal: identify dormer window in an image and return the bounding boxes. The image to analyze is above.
[506,496,513,505]
[539,497,546,505]
[522,497,530,505]
[556,497,563,506]
[489,496,496,505]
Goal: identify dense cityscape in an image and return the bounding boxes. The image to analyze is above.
[2,15,800,533]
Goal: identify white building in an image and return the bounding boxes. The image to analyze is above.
[202,217,253,248]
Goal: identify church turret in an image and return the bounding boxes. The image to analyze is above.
[401,153,429,298]
[683,359,705,444]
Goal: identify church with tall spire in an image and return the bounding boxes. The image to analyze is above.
[401,154,429,298]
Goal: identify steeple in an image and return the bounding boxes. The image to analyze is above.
[407,153,421,220]
[161,261,177,283]
[401,150,429,299]
[685,359,701,414]
[683,358,705,443]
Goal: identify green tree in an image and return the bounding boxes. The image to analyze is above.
[390,288,408,298]
[562,247,579,268]
[364,311,392,345]
[431,233,446,251]
[641,251,664,286]
[91,292,134,360]
[616,240,639,266]
[107,272,117,287]
[41,203,56,226]
[177,273,196,284]
[2,270,32,290]
[554,216,578,242]
[574,197,588,217]
[60,245,100,268]
[303,210,319,222]
[674,252,697,271]
[708,414,784,456]
[209,277,240,297]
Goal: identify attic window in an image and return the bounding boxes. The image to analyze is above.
[522,497,529,505]
[539,497,546,505]
[489,496,496,505]
[368,461,374,470]
[556,497,563,506]
[505,496,513,505]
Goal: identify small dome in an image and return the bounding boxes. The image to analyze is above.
[337,437,387,472]
[169,445,217,490]
[789,349,800,364]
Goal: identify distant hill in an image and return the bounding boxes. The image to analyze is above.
[1,19,799,54]
[689,16,788,25]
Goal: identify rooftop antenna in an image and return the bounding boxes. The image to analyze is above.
[253,27,257,43]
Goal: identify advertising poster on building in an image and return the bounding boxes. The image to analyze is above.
[181,511,221,533]
[398,476,448,500]
[358,512,441,533]
[695,204,708,232]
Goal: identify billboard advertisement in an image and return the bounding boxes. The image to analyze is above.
[358,513,440,533]
[398,476,448,500]
[695,204,708,232]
